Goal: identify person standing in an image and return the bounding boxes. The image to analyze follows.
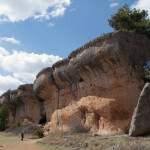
[21,130,24,141]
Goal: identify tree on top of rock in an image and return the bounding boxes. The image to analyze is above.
[108,4,150,38]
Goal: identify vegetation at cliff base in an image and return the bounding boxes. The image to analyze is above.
[144,61,150,82]
[108,4,150,38]
[123,122,131,134]
[0,104,9,131]
[34,129,44,138]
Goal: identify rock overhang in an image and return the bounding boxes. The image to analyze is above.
[34,30,150,92]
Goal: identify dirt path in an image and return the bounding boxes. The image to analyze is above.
[0,134,50,150]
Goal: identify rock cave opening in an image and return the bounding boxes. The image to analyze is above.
[39,114,47,125]
[79,78,84,82]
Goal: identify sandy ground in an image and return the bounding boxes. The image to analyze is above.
[0,134,50,150]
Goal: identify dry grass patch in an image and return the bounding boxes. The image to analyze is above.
[40,132,150,150]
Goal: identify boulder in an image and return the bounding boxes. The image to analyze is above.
[129,83,150,136]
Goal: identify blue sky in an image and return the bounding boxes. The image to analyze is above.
[0,0,149,94]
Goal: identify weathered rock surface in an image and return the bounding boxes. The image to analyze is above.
[1,31,150,135]
[129,83,150,136]
[0,84,43,124]
[33,31,150,134]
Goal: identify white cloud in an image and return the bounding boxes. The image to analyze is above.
[0,48,62,83]
[131,0,150,18]
[0,37,21,45]
[0,47,9,56]
[0,75,23,95]
[48,22,55,27]
[50,5,66,17]
[0,0,71,22]
[110,3,119,8]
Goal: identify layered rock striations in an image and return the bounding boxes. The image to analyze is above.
[0,31,150,134]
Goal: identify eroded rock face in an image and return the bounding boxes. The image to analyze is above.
[0,31,150,134]
[0,84,43,124]
[33,31,150,134]
[0,90,14,123]
[129,83,150,136]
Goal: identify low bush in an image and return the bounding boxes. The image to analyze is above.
[123,122,130,134]
[144,61,150,82]
[16,122,21,127]
[34,129,44,138]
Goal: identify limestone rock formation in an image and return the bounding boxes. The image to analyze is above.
[1,31,150,135]
[0,84,44,124]
[34,31,150,134]
[129,83,150,136]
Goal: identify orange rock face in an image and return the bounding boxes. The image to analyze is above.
[1,31,150,135]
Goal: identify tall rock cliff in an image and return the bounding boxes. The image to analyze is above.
[0,84,44,124]
[0,31,150,135]
[34,31,150,134]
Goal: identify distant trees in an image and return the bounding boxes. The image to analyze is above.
[108,4,150,38]
[0,104,9,131]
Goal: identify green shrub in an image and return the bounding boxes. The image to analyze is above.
[144,68,150,80]
[16,122,21,127]
[0,104,9,131]
[143,61,150,82]
[123,122,131,134]
[34,129,44,138]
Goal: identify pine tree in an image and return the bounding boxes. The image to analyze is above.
[108,4,150,38]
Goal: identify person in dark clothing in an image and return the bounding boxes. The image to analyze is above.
[21,130,24,141]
